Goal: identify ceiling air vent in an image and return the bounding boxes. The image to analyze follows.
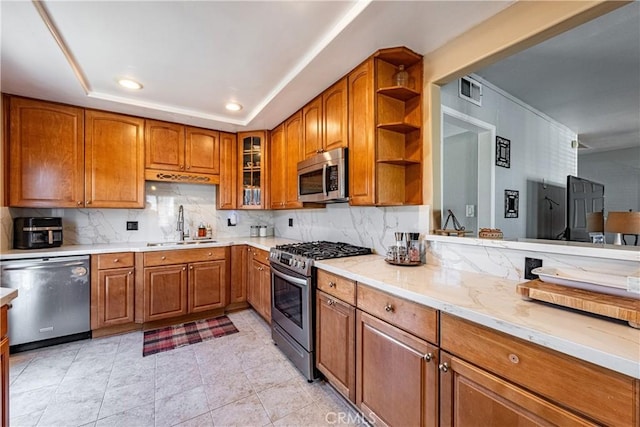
[459,76,482,106]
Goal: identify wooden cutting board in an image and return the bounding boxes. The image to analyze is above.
[517,279,640,328]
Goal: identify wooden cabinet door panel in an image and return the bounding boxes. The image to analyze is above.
[439,352,596,427]
[218,132,237,209]
[9,97,85,207]
[316,290,355,402]
[230,245,248,303]
[348,60,375,205]
[356,310,438,427]
[1,335,8,427]
[323,78,348,152]
[303,95,323,159]
[85,110,144,208]
[98,268,135,327]
[247,258,261,309]
[269,124,286,209]
[144,265,188,322]
[186,127,219,174]
[145,119,184,171]
[285,111,303,208]
[188,260,226,313]
[259,263,271,322]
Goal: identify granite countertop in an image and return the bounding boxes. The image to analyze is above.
[0,236,298,260]
[316,254,640,379]
[0,288,18,307]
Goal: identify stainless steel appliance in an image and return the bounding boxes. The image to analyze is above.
[0,255,91,352]
[13,217,63,249]
[297,147,348,203]
[270,241,371,381]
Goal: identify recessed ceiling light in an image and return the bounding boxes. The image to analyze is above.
[225,102,242,111]
[118,78,143,90]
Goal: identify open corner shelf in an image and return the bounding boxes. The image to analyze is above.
[376,158,421,166]
[377,122,420,134]
[377,86,420,101]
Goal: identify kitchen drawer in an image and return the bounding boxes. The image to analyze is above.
[441,313,639,427]
[317,269,356,306]
[249,247,270,266]
[96,252,135,270]
[1,306,7,338]
[144,247,225,266]
[356,284,438,344]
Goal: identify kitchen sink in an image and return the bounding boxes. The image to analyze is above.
[146,239,217,247]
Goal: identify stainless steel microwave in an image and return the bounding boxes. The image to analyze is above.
[297,147,348,203]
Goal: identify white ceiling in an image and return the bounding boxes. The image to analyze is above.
[475,1,640,154]
[1,0,512,133]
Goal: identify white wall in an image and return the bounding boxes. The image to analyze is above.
[443,131,478,233]
[578,146,640,212]
[440,77,577,239]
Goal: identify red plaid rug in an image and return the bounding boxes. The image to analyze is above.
[143,315,238,357]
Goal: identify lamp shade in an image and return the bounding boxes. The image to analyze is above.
[586,212,604,232]
[605,211,640,234]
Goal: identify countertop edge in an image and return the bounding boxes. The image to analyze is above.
[0,288,18,307]
[315,258,640,379]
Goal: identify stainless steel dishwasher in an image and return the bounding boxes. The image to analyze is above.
[0,255,91,352]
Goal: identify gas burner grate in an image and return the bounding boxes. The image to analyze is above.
[275,241,372,260]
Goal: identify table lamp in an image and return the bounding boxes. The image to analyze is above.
[605,211,640,245]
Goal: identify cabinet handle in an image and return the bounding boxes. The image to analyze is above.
[327,299,334,306]
[180,165,184,170]
[328,281,336,288]
[182,267,186,271]
[508,353,520,364]
[189,266,194,270]
[128,271,133,275]
[247,247,251,252]
[423,352,433,362]
[186,165,190,170]
[208,252,212,256]
[161,256,166,260]
[77,201,82,206]
[384,304,394,312]
[86,200,91,205]
[114,258,119,263]
[438,362,449,373]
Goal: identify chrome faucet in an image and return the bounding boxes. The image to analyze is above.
[177,205,185,241]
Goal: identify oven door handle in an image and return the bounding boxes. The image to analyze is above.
[271,266,308,286]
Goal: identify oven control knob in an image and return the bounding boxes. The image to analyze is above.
[301,261,306,269]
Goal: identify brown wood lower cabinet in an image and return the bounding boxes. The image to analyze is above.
[356,310,438,427]
[316,290,356,402]
[228,245,249,309]
[91,253,136,331]
[247,248,271,322]
[1,306,9,427]
[141,247,228,323]
[439,351,595,427]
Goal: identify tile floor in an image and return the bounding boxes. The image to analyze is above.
[9,309,365,427]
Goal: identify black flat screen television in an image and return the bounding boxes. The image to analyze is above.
[566,175,605,242]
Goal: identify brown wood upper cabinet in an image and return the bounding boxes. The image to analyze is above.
[302,77,348,159]
[217,132,237,210]
[349,47,423,206]
[85,110,145,208]
[271,112,303,210]
[237,131,268,209]
[144,119,220,185]
[8,97,85,208]
[7,97,145,208]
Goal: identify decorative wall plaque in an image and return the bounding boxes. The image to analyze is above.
[496,136,511,168]
[505,189,519,218]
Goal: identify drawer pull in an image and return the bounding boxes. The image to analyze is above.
[423,352,433,362]
[208,252,212,256]
[77,201,82,205]
[128,271,133,275]
[189,266,194,270]
[327,299,334,306]
[328,281,336,288]
[508,353,520,364]
[384,304,394,312]
[113,258,119,263]
[438,362,449,373]
[182,267,186,271]
[161,256,166,260]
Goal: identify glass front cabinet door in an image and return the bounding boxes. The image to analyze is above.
[237,131,267,209]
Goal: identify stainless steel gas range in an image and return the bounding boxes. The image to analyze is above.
[269,241,372,381]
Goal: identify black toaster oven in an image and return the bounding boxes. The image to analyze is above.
[13,217,63,249]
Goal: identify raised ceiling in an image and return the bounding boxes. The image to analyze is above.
[1,1,512,132]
